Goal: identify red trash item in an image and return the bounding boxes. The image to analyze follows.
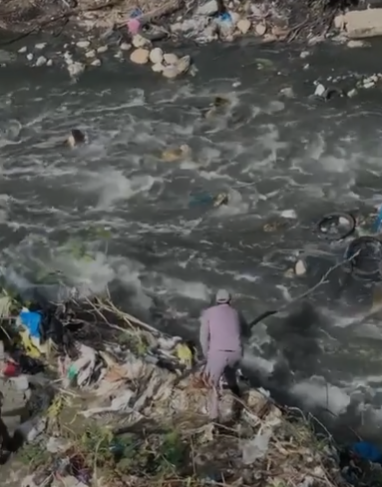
[3,361,19,377]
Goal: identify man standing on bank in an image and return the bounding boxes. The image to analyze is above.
[199,289,250,421]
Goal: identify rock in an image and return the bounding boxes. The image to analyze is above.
[314,83,326,97]
[300,50,310,58]
[334,14,345,30]
[279,86,294,98]
[68,62,85,79]
[175,55,191,74]
[343,9,382,39]
[149,47,163,64]
[237,18,251,34]
[132,34,151,48]
[26,53,34,61]
[97,45,108,53]
[120,42,132,51]
[363,80,375,89]
[18,46,27,53]
[85,50,96,58]
[76,40,90,48]
[347,88,357,97]
[91,58,101,66]
[196,0,218,16]
[35,42,46,50]
[162,66,179,79]
[163,53,179,65]
[47,59,53,66]
[35,55,47,67]
[294,260,306,276]
[347,39,368,48]
[152,63,164,72]
[170,22,183,32]
[255,23,267,36]
[130,48,150,64]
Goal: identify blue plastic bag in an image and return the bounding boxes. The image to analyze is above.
[19,309,42,339]
[373,206,382,233]
[351,441,382,464]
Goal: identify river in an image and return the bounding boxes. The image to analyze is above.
[2,36,382,442]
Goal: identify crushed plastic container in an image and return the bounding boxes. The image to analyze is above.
[18,308,42,339]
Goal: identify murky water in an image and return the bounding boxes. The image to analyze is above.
[2,37,382,440]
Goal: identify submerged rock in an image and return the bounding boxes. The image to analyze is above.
[35,55,47,67]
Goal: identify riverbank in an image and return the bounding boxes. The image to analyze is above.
[0,294,342,487]
[0,0,370,56]
[0,0,380,82]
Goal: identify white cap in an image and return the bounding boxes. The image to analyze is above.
[216,289,231,304]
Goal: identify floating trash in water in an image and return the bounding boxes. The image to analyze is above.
[0,119,22,142]
[161,144,191,162]
[189,191,229,208]
[317,212,356,240]
[373,205,382,233]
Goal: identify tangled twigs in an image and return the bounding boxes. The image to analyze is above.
[287,19,309,42]
[0,0,124,46]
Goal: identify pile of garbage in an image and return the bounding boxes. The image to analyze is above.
[0,291,343,487]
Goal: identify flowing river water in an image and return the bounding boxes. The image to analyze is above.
[2,35,382,443]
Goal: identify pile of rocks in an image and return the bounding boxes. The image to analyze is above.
[129,34,194,79]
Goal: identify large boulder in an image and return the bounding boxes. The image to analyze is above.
[342,9,382,38]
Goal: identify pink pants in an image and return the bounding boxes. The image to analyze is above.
[204,349,241,419]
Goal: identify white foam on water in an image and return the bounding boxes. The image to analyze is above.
[160,277,210,302]
[81,169,157,209]
[291,378,351,415]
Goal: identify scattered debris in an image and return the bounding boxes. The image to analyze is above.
[161,144,191,161]
[66,129,87,148]
[313,82,345,100]
[0,289,343,487]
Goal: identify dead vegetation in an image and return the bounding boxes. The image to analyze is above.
[7,297,343,487]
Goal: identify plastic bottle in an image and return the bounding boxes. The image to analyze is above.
[373,205,382,233]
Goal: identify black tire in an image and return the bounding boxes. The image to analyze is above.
[317,212,356,241]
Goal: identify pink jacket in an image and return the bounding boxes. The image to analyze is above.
[199,303,245,357]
